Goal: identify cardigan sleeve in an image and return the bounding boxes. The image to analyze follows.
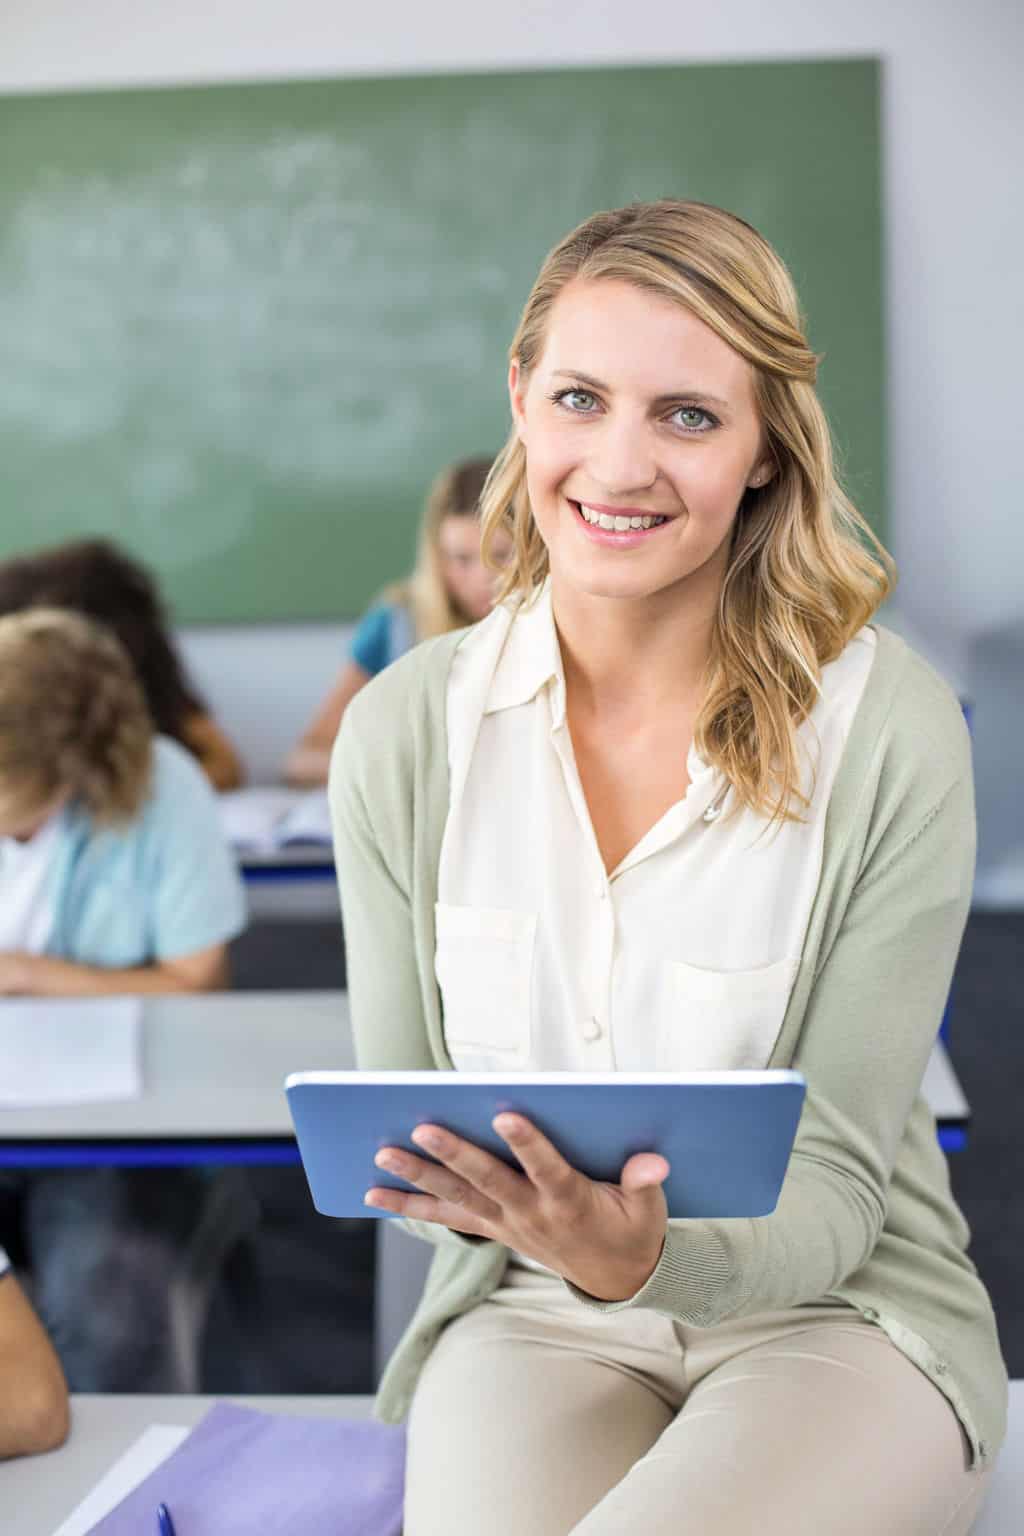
[330,661,494,1255]
[329,695,436,1072]
[569,680,977,1325]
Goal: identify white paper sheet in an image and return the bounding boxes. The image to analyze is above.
[218,787,305,850]
[52,1423,190,1536]
[0,997,142,1106]
[219,787,332,851]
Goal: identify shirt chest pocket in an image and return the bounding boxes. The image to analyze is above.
[659,955,800,1071]
[434,903,536,1064]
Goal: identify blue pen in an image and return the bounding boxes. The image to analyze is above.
[157,1503,176,1536]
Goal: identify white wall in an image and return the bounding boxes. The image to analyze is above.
[4,0,1022,684]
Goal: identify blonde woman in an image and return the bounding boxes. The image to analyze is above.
[330,202,1005,1534]
[285,456,509,786]
[0,609,246,1390]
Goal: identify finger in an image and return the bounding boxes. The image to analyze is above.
[363,1185,490,1236]
[410,1123,524,1207]
[492,1114,579,1197]
[620,1152,670,1194]
[373,1147,500,1221]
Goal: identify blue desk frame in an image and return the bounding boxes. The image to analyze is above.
[0,1124,968,1168]
[0,1138,303,1169]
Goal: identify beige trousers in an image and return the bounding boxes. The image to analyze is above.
[405,1266,993,1536]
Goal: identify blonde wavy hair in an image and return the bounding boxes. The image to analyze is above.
[480,199,894,823]
[0,608,153,826]
[387,457,494,640]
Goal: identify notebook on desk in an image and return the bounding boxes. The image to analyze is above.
[218,787,333,852]
[78,1403,404,1535]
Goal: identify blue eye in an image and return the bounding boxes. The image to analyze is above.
[672,406,715,432]
[549,387,599,413]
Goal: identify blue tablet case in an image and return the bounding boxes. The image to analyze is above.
[285,1071,805,1221]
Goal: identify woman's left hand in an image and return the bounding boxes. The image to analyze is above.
[366,1114,669,1302]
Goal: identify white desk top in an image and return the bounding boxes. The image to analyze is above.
[8,1385,1022,1536]
[1,1394,375,1536]
[0,991,352,1142]
[0,987,967,1144]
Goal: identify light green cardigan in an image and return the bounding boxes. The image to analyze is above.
[329,623,1007,1467]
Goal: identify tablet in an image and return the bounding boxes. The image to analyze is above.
[285,1070,805,1221]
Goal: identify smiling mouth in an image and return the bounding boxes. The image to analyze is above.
[570,500,672,532]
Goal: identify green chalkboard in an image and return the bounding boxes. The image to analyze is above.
[0,60,883,622]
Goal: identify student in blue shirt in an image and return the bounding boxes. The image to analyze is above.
[0,608,247,1389]
[285,456,510,786]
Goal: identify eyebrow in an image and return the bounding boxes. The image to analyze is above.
[551,369,731,410]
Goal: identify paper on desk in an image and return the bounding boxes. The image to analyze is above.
[85,1402,405,1534]
[0,997,142,1106]
[219,787,332,851]
[53,1424,190,1536]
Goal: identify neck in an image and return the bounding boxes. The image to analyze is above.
[550,570,720,723]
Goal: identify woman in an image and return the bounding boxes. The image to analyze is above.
[0,608,246,1389]
[285,456,508,786]
[0,539,244,791]
[330,201,1005,1534]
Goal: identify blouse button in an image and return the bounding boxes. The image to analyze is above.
[582,1017,603,1042]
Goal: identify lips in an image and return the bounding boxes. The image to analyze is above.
[569,499,674,536]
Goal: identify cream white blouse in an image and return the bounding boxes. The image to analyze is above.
[436,583,876,1077]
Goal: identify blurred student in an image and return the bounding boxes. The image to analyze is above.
[0,609,247,1389]
[0,538,244,791]
[285,457,510,786]
[0,1246,69,1459]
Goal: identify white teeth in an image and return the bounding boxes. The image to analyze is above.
[576,502,668,531]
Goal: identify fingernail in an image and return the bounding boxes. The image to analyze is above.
[494,1115,522,1140]
[412,1127,442,1152]
[375,1151,398,1170]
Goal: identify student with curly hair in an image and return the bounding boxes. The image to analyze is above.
[331,201,1005,1534]
[0,539,244,791]
[0,609,246,1389]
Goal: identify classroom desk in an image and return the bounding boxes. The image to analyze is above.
[8,1386,1021,1536]
[1,1393,375,1536]
[0,990,968,1164]
[0,991,351,1167]
[237,848,339,921]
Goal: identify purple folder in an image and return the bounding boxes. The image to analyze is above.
[87,1402,405,1535]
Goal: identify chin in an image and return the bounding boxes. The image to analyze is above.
[556,562,677,603]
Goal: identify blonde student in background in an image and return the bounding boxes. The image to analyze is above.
[0,609,246,1391]
[331,201,1005,1534]
[285,456,511,787]
[0,1245,68,1459]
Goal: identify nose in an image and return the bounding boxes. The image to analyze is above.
[586,413,658,497]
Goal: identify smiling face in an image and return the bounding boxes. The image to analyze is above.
[509,278,772,610]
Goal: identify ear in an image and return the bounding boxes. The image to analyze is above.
[508,358,528,444]
[747,459,775,490]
